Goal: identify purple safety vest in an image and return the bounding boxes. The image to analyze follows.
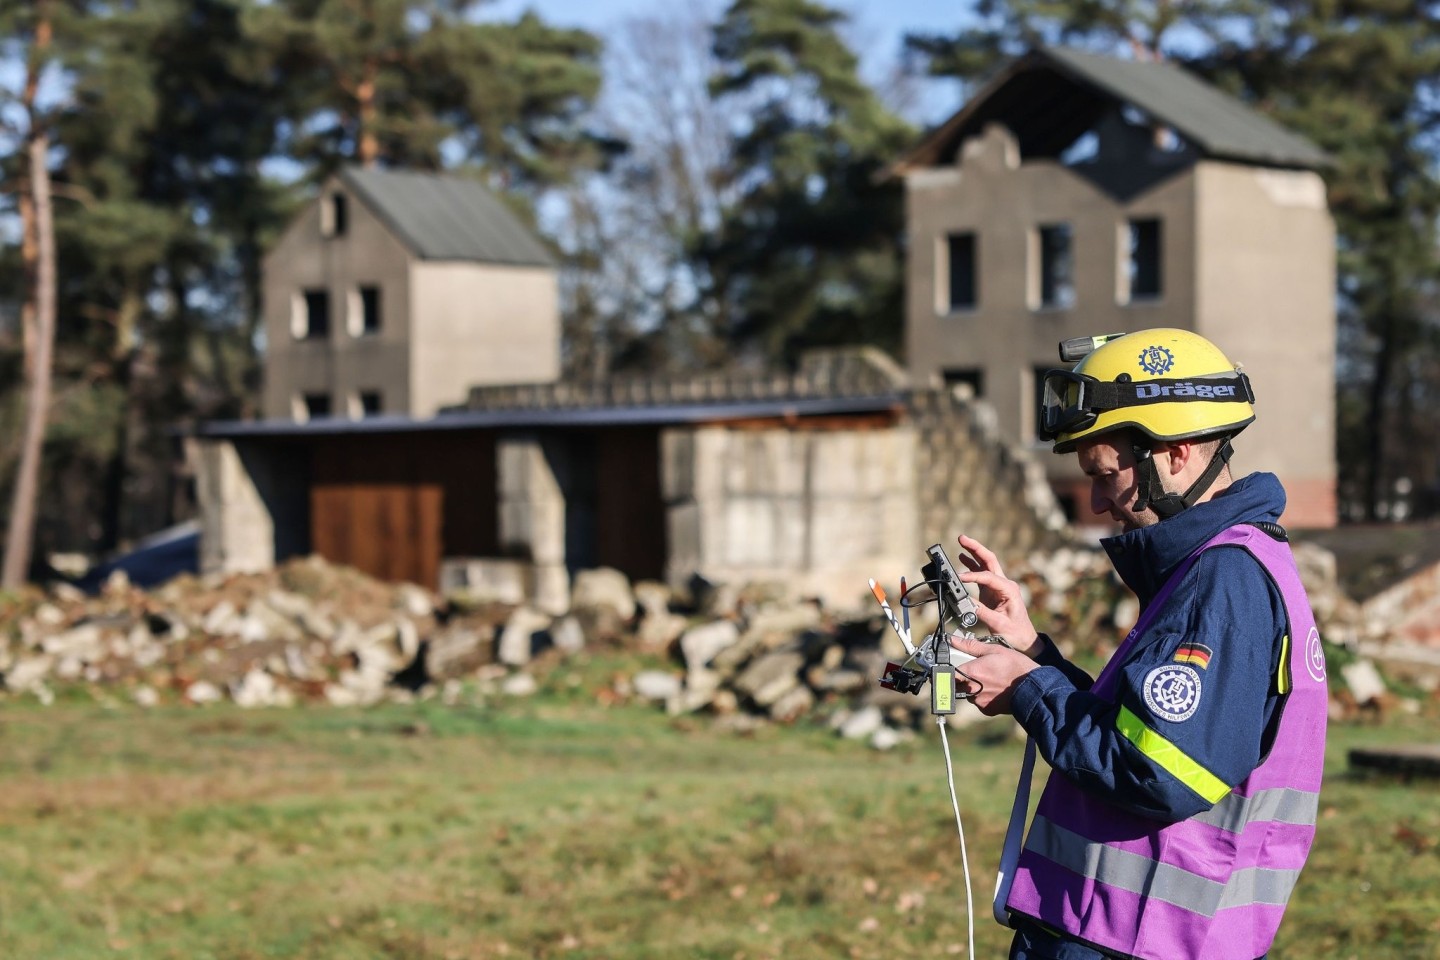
[1005,525,1329,960]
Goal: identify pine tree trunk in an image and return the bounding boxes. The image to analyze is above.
[2,104,58,587]
[357,63,379,167]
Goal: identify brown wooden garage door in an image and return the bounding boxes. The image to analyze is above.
[309,432,496,587]
[593,427,665,581]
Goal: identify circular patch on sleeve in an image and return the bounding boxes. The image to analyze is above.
[1142,664,1202,722]
[1304,627,1327,682]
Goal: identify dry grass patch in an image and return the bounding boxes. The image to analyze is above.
[0,686,1436,959]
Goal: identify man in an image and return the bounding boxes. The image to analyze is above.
[949,329,1328,960]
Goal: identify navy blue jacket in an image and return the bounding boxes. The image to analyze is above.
[1009,472,1290,822]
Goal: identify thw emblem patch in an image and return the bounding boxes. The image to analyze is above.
[1143,664,1202,722]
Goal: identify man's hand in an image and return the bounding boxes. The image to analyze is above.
[950,635,1038,716]
[954,534,1041,657]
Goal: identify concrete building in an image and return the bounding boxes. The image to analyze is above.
[262,166,560,420]
[192,47,1340,610]
[195,349,1066,612]
[889,48,1337,527]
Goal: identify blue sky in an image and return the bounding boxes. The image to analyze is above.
[483,0,975,122]
[484,0,970,60]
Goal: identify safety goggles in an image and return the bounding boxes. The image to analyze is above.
[1037,368,1255,440]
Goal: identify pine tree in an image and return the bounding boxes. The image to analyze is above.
[1,0,71,584]
[1,0,297,563]
[132,0,301,415]
[246,0,606,189]
[45,0,293,550]
[697,0,915,366]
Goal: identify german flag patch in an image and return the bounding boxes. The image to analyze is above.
[1175,643,1212,669]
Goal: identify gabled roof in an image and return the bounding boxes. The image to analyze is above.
[339,166,556,267]
[889,46,1329,176]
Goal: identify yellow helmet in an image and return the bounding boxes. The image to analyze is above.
[1040,329,1255,454]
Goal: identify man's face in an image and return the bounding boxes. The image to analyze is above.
[1075,436,1165,532]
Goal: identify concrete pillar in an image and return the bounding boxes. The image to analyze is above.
[497,433,570,614]
[662,427,724,587]
[193,438,306,575]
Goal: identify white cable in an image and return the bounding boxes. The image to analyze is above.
[936,716,976,960]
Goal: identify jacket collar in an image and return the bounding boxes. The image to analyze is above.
[1101,472,1287,604]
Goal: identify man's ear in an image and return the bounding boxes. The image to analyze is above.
[1159,440,1193,477]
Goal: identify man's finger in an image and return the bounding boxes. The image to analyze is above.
[958,534,1006,578]
[957,568,1012,595]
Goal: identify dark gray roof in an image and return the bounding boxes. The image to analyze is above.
[340,167,556,266]
[891,46,1329,175]
[193,395,905,439]
[1045,47,1328,167]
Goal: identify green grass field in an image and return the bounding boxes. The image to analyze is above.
[0,661,1437,959]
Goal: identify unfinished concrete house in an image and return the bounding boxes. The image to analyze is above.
[261,166,560,420]
[889,47,1337,528]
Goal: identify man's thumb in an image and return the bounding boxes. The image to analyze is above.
[948,633,990,655]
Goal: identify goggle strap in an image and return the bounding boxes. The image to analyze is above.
[1083,373,1254,413]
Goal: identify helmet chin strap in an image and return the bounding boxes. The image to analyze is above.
[1131,438,1234,520]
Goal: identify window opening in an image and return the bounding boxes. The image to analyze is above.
[1128,218,1162,300]
[303,393,332,420]
[301,289,330,339]
[945,232,977,311]
[1038,224,1075,309]
[942,368,985,399]
[360,285,381,335]
[322,192,348,237]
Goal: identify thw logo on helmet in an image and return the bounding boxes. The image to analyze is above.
[1137,345,1175,375]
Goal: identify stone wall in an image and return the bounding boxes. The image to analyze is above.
[661,425,919,610]
[462,346,907,411]
[655,386,1070,612]
[909,386,1071,559]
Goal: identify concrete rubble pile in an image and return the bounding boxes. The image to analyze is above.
[639,541,1427,748]
[0,543,1428,749]
[0,556,518,709]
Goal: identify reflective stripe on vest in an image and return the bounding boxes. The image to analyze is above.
[1024,815,1306,913]
[1190,785,1319,834]
[1005,525,1328,960]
